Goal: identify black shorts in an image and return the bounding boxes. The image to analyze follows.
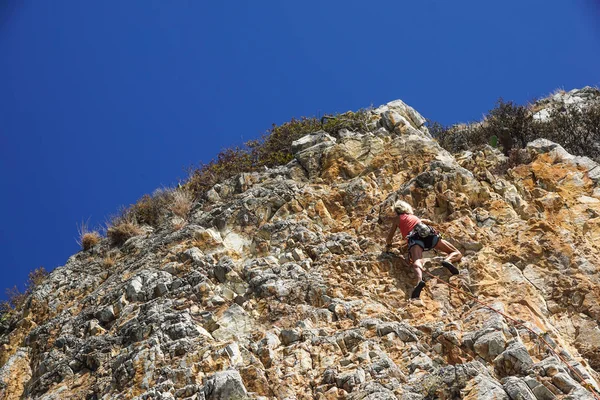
[408,233,440,251]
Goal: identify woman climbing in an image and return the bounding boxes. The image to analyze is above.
[385,200,462,299]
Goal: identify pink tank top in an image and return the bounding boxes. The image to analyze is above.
[399,214,421,238]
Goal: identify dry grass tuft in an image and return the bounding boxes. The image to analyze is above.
[107,222,144,246]
[170,190,194,218]
[102,255,116,269]
[77,220,101,250]
[81,232,101,250]
[172,219,187,231]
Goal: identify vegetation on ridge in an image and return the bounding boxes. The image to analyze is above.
[5,92,600,321]
[0,267,48,321]
[77,220,101,251]
[1,110,371,322]
[430,91,600,162]
[184,110,372,198]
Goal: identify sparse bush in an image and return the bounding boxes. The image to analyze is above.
[250,111,371,168]
[186,147,253,198]
[426,120,447,139]
[0,267,49,317]
[105,188,179,234]
[4,286,27,310]
[107,222,144,246]
[170,190,193,218]
[433,95,600,165]
[485,99,532,154]
[128,189,173,227]
[432,100,533,155]
[429,122,488,153]
[27,266,49,288]
[0,301,11,321]
[540,102,600,160]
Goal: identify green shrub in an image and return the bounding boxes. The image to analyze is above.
[540,102,600,160]
[431,99,533,155]
[429,121,489,153]
[485,99,532,154]
[185,110,371,198]
[252,111,371,167]
[432,96,600,163]
[186,147,253,197]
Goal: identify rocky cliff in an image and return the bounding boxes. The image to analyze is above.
[2,93,600,400]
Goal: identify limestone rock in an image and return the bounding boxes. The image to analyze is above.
[494,342,534,377]
[462,374,509,399]
[502,377,537,400]
[203,370,248,400]
[291,131,337,154]
[211,304,256,341]
[474,331,506,361]
[0,349,31,400]
[2,93,600,399]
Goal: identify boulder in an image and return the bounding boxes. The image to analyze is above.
[203,370,248,400]
[474,331,507,361]
[502,376,537,400]
[494,341,534,377]
[462,374,509,400]
[211,304,256,341]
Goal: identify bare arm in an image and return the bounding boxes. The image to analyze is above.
[386,219,399,247]
[420,218,434,225]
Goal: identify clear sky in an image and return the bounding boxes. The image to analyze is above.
[1,1,599,299]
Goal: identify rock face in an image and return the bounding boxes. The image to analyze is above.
[532,86,600,122]
[2,96,600,399]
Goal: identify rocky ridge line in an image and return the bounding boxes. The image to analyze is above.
[1,93,600,399]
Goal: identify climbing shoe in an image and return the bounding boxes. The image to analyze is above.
[411,280,426,299]
[442,261,459,275]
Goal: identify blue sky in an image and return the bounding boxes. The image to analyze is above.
[1,1,599,299]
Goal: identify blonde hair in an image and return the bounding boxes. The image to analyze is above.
[393,200,413,215]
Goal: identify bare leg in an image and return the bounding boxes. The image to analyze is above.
[409,245,426,298]
[434,239,462,263]
[409,245,424,283]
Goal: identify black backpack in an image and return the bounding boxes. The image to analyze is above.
[412,222,435,238]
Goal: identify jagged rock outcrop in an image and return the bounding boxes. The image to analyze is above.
[532,87,600,122]
[2,97,600,399]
